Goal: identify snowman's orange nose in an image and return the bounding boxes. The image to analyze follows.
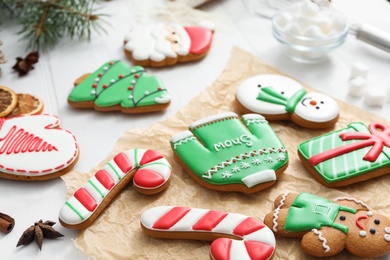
[310,100,317,106]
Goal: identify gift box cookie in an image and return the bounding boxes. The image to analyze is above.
[298,122,390,187]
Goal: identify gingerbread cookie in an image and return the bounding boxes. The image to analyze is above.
[59,148,171,229]
[141,206,276,260]
[67,60,171,113]
[124,24,213,67]
[0,114,79,181]
[264,192,390,257]
[298,122,390,187]
[170,112,288,193]
[235,74,340,129]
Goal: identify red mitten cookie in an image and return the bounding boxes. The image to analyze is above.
[264,192,390,257]
[0,115,79,181]
[141,206,276,260]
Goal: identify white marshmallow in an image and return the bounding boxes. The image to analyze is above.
[348,76,367,97]
[275,11,293,29]
[283,23,301,35]
[300,0,320,17]
[364,89,386,107]
[316,17,333,35]
[351,62,369,79]
[303,25,325,38]
[290,2,304,16]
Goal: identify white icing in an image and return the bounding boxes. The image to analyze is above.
[360,230,367,237]
[190,112,237,129]
[312,229,330,252]
[170,208,208,231]
[0,115,78,176]
[385,227,390,234]
[272,191,291,232]
[213,134,252,152]
[367,211,373,217]
[229,240,251,260]
[385,234,390,242]
[59,196,92,225]
[171,24,191,56]
[212,213,247,234]
[83,176,107,204]
[138,157,171,181]
[170,130,196,148]
[241,170,276,188]
[244,225,276,247]
[141,206,174,229]
[334,197,370,211]
[154,93,171,104]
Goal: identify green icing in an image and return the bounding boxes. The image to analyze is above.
[68,60,169,108]
[256,86,306,113]
[170,113,288,188]
[284,193,356,233]
[298,122,390,183]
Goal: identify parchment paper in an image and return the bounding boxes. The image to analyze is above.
[62,47,390,260]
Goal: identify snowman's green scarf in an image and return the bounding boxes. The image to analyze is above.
[257,86,306,113]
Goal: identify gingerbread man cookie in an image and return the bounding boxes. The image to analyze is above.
[59,148,171,229]
[170,112,288,193]
[264,192,390,258]
[298,122,390,187]
[124,24,213,67]
[67,60,171,113]
[235,74,340,129]
[141,206,276,260]
[0,115,79,181]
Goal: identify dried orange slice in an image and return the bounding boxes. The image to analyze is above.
[6,93,44,117]
[0,86,18,117]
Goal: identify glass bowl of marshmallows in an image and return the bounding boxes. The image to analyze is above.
[272,1,349,63]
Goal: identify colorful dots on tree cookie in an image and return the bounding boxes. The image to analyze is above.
[67,60,171,113]
[141,206,276,260]
[264,192,390,258]
[298,122,390,187]
[170,112,288,193]
[59,148,171,230]
[235,74,340,129]
[124,24,213,67]
[0,114,79,181]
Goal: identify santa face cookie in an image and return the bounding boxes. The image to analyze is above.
[141,206,276,260]
[235,74,340,129]
[67,60,171,113]
[170,112,288,194]
[0,115,79,181]
[264,192,390,258]
[59,148,171,229]
[298,122,390,187]
[124,24,213,67]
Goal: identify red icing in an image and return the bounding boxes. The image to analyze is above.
[133,168,165,188]
[210,238,231,260]
[356,215,367,230]
[233,217,265,236]
[184,27,213,55]
[0,126,58,155]
[140,150,163,165]
[192,211,228,231]
[152,207,190,229]
[309,123,390,166]
[244,240,275,260]
[114,152,133,173]
[74,188,97,212]
[95,169,115,190]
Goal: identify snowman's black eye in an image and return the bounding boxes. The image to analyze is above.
[281,92,285,95]
[174,41,178,44]
[258,84,262,88]
[340,216,346,221]
[370,228,376,234]
[172,32,176,34]
[320,101,324,104]
[374,219,380,225]
[316,106,320,109]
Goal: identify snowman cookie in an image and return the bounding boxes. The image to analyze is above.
[264,192,390,258]
[235,74,340,129]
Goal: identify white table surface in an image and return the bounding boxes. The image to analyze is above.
[0,0,389,259]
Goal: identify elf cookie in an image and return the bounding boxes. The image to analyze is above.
[264,192,390,257]
[124,24,213,67]
[0,114,79,181]
[59,148,171,229]
[67,60,171,113]
[141,206,276,260]
[298,122,390,187]
[170,112,288,193]
[235,74,340,129]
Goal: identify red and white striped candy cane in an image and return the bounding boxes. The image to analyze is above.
[141,206,276,260]
[59,148,171,229]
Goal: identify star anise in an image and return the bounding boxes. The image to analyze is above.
[16,219,64,250]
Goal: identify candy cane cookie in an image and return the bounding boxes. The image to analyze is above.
[59,149,171,229]
[141,206,276,260]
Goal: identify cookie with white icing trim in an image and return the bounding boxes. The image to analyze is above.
[124,24,213,67]
[59,148,171,229]
[170,112,288,193]
[235,74,340,129]
[68,60,171,113]
[0,114,79,181]
[298,122,390,187]
[141,206,276,260]
[264,192,390,258]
